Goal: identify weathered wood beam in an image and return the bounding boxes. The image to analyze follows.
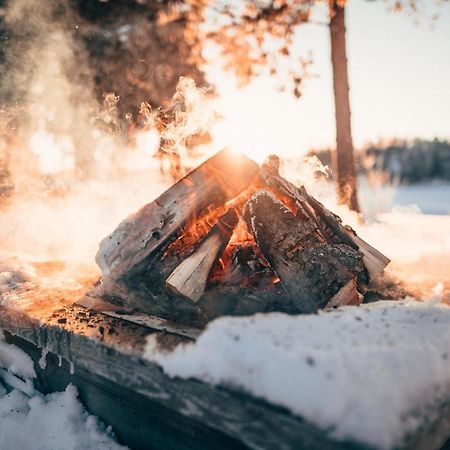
[96,149,259,281]
[0,303,370,450]
[166,208,239,302]
[243,190,365,313]
[260,155,390,280]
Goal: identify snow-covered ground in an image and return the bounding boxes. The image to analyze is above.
[359,180,450,216]
[390,183,450,216]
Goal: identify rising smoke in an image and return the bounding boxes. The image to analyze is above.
[0,0,218,266]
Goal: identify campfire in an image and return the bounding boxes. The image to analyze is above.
[94,149,390,327]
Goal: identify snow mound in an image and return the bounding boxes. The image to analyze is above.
[145,300,450,449]
[0,332,36,380]
[0,336,126,450]
[0,384,126,450]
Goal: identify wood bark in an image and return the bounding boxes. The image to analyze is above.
[260,157,390,281]
[329,0,360,212]
[96,149,259,281]
[166,208,239,302]
[243,190,365,313]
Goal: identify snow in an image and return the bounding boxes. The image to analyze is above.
[0,385,125,450]
[0,335,126,450]
[0,332,36,380]
[360,182,450,216]
[146,300,450,449]
[0,164,449,449]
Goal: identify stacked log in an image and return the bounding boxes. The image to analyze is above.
[94,150,390,324]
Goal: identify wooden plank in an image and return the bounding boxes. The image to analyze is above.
[1,283,450,449]
[76,295,201,340]
[96,149,259,281]
[4,333,247,450]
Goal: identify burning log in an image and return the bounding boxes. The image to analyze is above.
[92,149,390,325]
[260,155,390,280]
[96,149,259,281]
[166,208,239,302]
[243,190,366,313]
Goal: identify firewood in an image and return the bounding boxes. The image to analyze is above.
[260,155,390,280]
[243,190,366,313]
[326,277,363,308]
[166,208,239,302]
[96,149,259,281]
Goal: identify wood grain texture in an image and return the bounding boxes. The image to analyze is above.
[0,277,449,449]
[259,162,390,281]
[166,208,239,302]
[243,190,365,313]
[0,300,365,450]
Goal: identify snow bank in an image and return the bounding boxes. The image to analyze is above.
[146,300,450,449]
[0,336,126,450]
[0,332,36,380]
[0,385,126,450]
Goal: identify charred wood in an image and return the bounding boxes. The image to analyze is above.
[260,155,390,280]
[244,190,366,313]
[96,149,259,281]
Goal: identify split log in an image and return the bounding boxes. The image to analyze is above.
[243,190,366,313]
[260,155,390,280]
[96,149,259,281]
[326,277,363,308]
[166,208,239,302]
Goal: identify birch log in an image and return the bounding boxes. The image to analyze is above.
[166,208,239,302]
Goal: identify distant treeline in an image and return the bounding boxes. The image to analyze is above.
[309,139,450,183]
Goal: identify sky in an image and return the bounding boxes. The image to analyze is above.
[206,0,450,159]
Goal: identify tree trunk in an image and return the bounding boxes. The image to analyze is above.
[329,0,360,212]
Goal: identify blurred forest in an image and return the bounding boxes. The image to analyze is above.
[310,139,450,183]
[0,0,205,119]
